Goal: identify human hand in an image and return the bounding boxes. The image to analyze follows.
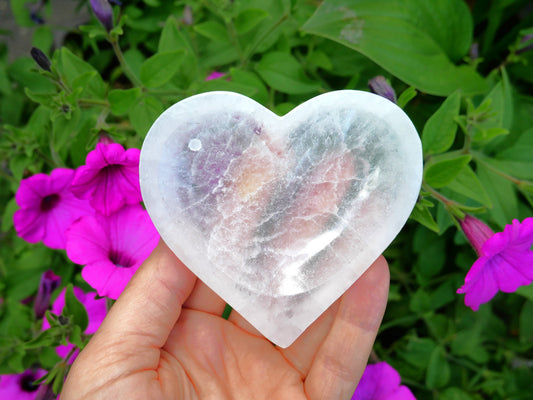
[61,240,389,400]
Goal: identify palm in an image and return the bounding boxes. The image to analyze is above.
[62,243,389,400]
[156,310,305,399]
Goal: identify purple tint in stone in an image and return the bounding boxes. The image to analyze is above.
[171,113,258,229]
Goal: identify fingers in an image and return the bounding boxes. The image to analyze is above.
[183,279,227,316]
[304,256,390,400]
[95,240,197,349]
[279,299,340,378]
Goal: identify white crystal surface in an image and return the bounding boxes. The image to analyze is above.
[139,90,422,348]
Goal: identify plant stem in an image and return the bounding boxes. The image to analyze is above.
[109,37,143,87]
[422,183,454,207]
[242,13,289,65]
[472,152,523,185]
[78,98,109,107]
[226,21,244,64]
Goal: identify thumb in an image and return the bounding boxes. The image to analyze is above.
[97,239,197,348]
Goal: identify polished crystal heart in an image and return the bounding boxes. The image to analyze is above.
[139,90,422,347]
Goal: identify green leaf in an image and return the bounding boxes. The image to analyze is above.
[140,51,185,88]
[396,86,417,109]
[410,202,440,233]
[108,88,141,116]
[255,52,321,94]
[307,50,333,71]
[440,388,477,400]
[8,154,28,181]
[234,9,269,34]
[516,284,533,302]
[159,16,194,54]
[451,328,489,363]
[0,59,11,94]
[477,162,518,229]
[60,47,105,98]
[446,166,492,207]
[129,96,164,137]
[519,301,533,343]
[23,329,58,349]
[424,153,472,188]
[52,108,81,150]
[301,0,486,96]
[32,26,54,54]
[1,198,17,232]
[426,346,451,389]
[8,57,55,93]
[194,21,229,43]
[240,0,291,58]
[230,68,269,105]
[401,337,437,368]
[63,284,89,332]
[422,91,461,155]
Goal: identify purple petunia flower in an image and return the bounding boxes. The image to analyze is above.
[70,143,142,216]
[42,286,107,360]
[0,369,47,400]
[352,362,416,400]
[65,204,159,299]
[13,169,94,249]
[457,217,533,311]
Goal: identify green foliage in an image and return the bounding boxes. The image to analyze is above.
[301,0,487,95]
[1,0,533,399]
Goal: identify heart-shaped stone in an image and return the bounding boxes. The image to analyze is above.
[139,90,422,347]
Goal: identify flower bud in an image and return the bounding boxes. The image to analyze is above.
[34,270,61,319]
[90,0,114,32]
[183,5,194,25]
[368,76,397,103]
[460,215,494,256]
[34,383,55,400]
[98,132,116,145]
[469,42,479,61]
[30,47,51,72]
[517,33,533,55]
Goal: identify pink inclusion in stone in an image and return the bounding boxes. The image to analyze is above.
[70,143,142,216]
[0,369,47,400]
[42,286,107,360]
[457,217,533,311]
[65,204,159,299]
[13,168,94,249]
[352,362,416,400]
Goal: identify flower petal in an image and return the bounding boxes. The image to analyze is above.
[66,216,110,265]
[13,208,45,244]
[82,260,136,299]
[107,204,159,266]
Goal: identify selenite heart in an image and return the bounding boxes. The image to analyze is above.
[139,90,422,347]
